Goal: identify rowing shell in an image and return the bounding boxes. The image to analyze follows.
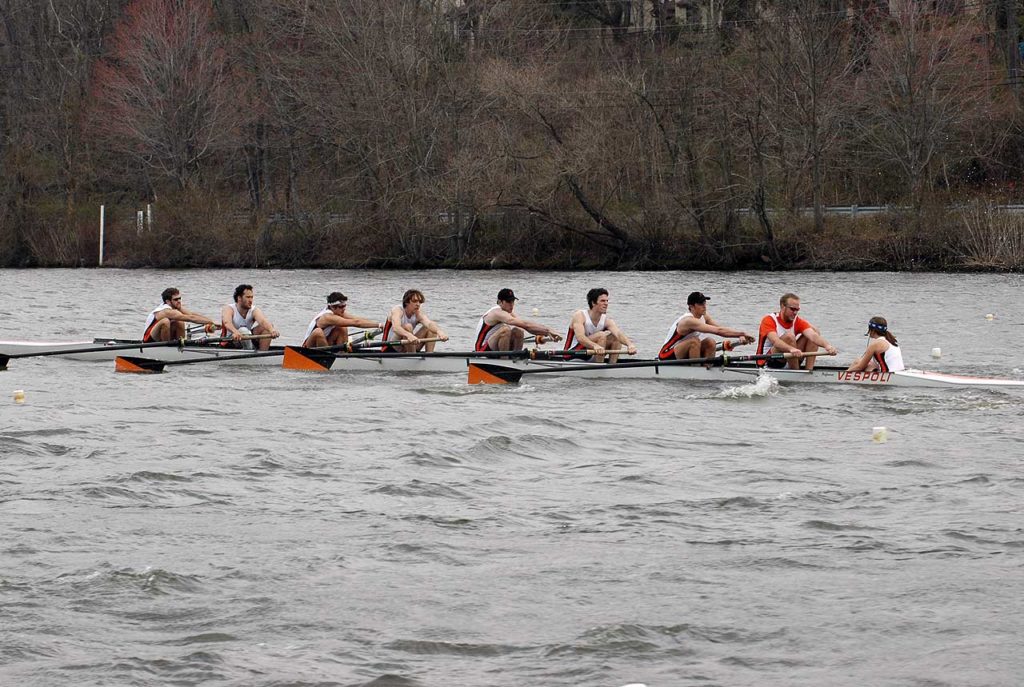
[0,338,286,364]
[468,360,1024,388]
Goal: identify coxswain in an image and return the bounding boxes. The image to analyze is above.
[847,316,904,372]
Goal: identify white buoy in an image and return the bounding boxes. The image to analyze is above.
[532,307,539,316]
[931,347,942,358]
[13,389,25,404]
[872,426,888,443]
[985,313,995,320]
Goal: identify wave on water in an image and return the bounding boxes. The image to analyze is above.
[51,564,206,596]
[712,373,779,400]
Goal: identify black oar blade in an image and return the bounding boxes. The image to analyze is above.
[115,356,166,374]
[0,354,9,371]
[282,346,335,372]
[468,363,522,385]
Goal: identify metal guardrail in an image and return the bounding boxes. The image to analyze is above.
[736,204,1024,216]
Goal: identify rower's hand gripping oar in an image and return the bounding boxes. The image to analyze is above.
[467,350,833,385]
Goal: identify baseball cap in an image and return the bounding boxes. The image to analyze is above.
[497,288,518,302]
[687,291,710,306]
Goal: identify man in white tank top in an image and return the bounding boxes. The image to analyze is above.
[302,291,384,348]
[142,287,217,342]
[563,288,636,363]
[382,289,449,352]
[473,288,562,352]
[220,284,280,350]
[658,292,754,361]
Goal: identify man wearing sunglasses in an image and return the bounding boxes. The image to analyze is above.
[756,293,837,370]
[302,291,384,348]
[142,287,217,342]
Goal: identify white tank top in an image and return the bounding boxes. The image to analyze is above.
[876,341,905,372]
[143,303,172,335]
[226,302,256,330]
[474,306,505,350]
[661,314,704,348]
[759,312,797,355]
[564,310,607,349]
[384,310,420,342]
[304,308,334,342]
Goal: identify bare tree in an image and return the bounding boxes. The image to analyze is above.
[853,2,1002,210]
[89,0,245,191]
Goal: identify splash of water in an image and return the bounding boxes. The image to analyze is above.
[714,371,779,399]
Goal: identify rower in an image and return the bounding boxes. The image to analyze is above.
[473,288,562,352]
[143,288,217,342]
[563,288,636,363]
[847,316,904,372]
[757,292,837,370]
[658,291,754,361]
[302,292,384,348]
[220,284,279,351]
[381,289,448,352]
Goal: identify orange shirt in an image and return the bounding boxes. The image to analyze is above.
[758,312,812,355]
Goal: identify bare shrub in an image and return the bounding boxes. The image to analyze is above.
[958,203,1024,270]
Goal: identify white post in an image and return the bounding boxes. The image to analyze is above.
[98,204,105,267]
[136,210,144,235]
[146,203,152,229]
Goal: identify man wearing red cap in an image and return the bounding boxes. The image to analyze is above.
[473,288,562,352]
[658,291,754,361]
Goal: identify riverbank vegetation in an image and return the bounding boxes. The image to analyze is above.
[3,0,1024,270]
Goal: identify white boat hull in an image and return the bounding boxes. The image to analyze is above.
[5,338,1022,387]
[0,338,285,364]
[472,360,1024,388]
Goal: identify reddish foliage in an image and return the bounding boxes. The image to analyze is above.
[88,0,245,188]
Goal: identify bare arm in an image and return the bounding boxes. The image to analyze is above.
[251,307,279,338]
[604,317,637,354]
[492,309,562,340]
[320,312,383,331]
[800,324,838,356]
[417,312,448,341]
[165,307,215,329]
[220,305,242,340]
[699,315,754,343]
[388,307,417,341]
[847,340,882,372]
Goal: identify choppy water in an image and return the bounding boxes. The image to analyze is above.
[1,268,1023,686]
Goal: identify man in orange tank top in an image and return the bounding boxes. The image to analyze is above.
[757,293,837,370]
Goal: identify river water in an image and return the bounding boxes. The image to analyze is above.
[1,268,1022,687]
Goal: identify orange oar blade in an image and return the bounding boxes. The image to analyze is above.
[115,356,165,373]
[468,363,520,385]
[282,346,335,372]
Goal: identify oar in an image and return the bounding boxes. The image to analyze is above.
[0,335,255,371]
[468,350,832,385]
[114,330,383,374]
[280,345,610,372]
[353,336,445,350]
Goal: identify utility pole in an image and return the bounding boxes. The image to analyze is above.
[1008,0,1020,98]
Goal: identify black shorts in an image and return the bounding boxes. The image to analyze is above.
[765,357,787,369]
